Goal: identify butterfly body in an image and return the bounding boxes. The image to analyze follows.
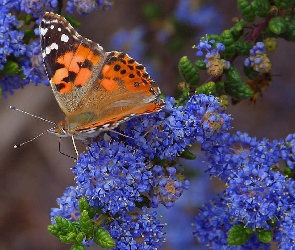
[40,13,164,140]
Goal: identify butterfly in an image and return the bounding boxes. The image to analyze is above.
[39,12,164,155]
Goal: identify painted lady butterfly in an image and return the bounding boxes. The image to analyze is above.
[39,12,164,143]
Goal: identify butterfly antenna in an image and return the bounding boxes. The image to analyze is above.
[14,129,51,148]
[10,106,56,125]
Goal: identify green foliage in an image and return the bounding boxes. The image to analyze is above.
[237,0,256,22]
[79,197,96,219]
[234,41,253,56]
[220,30,235,46]
[195,82,216,95]
[48,197,115,250]
[80,210,94,239]
[227,224,254,246]
[268,17,287,34]
[2,61,20,76]
[273,0,295,9]
[224,67,254,100]
[94,228,116,248]
[195,59,207,70]
[282,11,295,41]
[178,56,200,86]
[256,229,273,243]
[179,150,197,160]
[251,0,271,17]
[230,20,247,38]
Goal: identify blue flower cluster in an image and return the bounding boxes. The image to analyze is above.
[0,3,25,70]
[50,94,232,248]
[244,42,272,73]
[194,195,270,249]
[194,127,295,248]
[66,0,113,15]
[194,38,230,77]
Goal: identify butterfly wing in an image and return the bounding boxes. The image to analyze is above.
[40,13,164,137]
[40,12,106,117]
[73,51,164,132]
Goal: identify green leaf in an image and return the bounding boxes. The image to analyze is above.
[179,150,197,160]
[269,17,287,35]
[55,216,76,233]
[234,41,252,56]
[251,0,270,17]
[60,232,77,244]
[76,232,86,244]
[71,243,85,250]
[80,210,94,237]
[237,0,256,22]
[48,224,60,237]
[205,34,221,43]
[3,61,20,76]
[79,197,95,219]
[176,88,190,106]
[224,67,254,100]
[178,56,200,86]
[24,14,32,25]
[215,81,225,93]
[256,230,273,243]
[195,59,207,70]
[283,166,293,177]
[221,30,235,46]
[24,29,36,39]
[195,82,216,95]
[224,66,243,82]
[274,0,295,9]
[94,227,115,248]
[230,20,247,38]
[227,224,253,246]
[223,44,235,59]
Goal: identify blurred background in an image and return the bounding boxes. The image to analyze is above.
[1,0,295,249]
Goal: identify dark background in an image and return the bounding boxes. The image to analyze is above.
[1,1,294,249]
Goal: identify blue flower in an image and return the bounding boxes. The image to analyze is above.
[244,42,271,73]
[274,179,295,249]
[108,210,165,249]
[0,12,25,70]
[226,162,286,229]
[194,195,271,249]
[50,186,80,221]
[281,133,295,169]
[66,0,114,14]
[194,38,230,76]
[20,0,58,18]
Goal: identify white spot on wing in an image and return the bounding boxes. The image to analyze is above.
[61,34,69,42]
[45,43,58,54]
[40,27,48,36]
[50,24,54,29]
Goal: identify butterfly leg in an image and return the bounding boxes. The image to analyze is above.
[58,137,77,160]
